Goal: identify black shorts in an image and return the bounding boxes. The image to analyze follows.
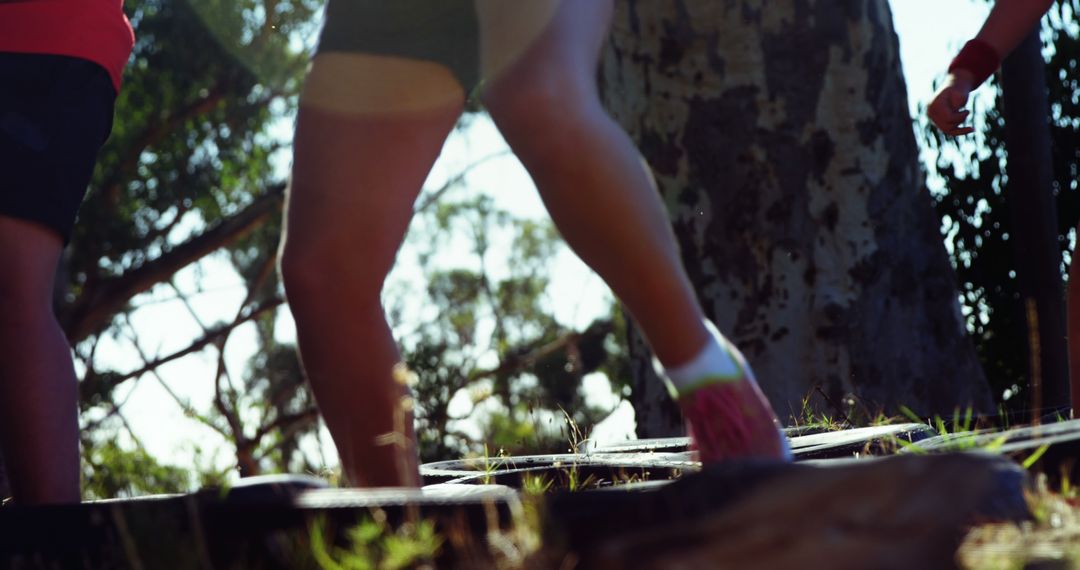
[0,53,117,244]
[317,0,481,94]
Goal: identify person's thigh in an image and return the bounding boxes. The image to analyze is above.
[0,53,116,247]
[299,52,466,116]
[0,215,62,312]
[476,0,613,87]
[319,0,481,97]
[0,53,114,305]
[282,52,465,283]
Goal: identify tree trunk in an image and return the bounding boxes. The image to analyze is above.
[625,324,684,437]
[601,0,994,427]
[999,30,1071,417]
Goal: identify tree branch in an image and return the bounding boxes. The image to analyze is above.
[102,297,284,392]
[100,84,229,208]
[413,151,511,214]
[63,183,285,342]
[212,336,247,451]
[118,313,232,439]
[251,407,320,448]
[469,319,615,384]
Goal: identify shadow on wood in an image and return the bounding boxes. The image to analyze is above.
[547,454,1028,570]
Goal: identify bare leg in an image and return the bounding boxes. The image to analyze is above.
[479,0,788,460]
[478,0,706,367]
[0,216,81,503]
[280,54,464,487]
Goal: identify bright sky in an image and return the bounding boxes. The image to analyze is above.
[99,0,995,478]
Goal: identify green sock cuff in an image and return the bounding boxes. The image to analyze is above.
[673,372,745,398]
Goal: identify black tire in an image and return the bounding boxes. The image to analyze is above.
[789,423,938,459]
[904,418,1080,484]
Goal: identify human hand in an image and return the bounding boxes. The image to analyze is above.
[927,70,976,136]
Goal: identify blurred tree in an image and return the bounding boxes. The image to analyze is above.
[396,178,628,463]
[81,438,193,500]
[997,30,1067,414]
[920,1,1080,416]
[67,0,325,481]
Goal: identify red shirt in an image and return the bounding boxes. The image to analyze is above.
[0,0,135,92]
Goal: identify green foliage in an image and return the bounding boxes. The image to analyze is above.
[795,395,847,432]
[305,492,547,570]
[310,514,442,570]
[397,180,628,464]
[69,0,325,486]
[521,473,554,496]
[792,389,906,431]
[473,443,510,486]
[481,413,562,459]
[1021,443,1051,469]
[556,460,597,493]
[919,1,1080,411]
[959,474,1080,569]
[238,333,321,473]
[82,439,192,500]
[71,0,313,288]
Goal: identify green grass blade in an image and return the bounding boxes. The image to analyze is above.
[1021,444,1051,470]
[898,405,923,425]
[981,434,1009,453]
[896,438,927,454]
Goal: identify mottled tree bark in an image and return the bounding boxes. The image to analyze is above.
[601,0,994,432]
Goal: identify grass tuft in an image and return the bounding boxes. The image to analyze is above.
[958,474,1080,569]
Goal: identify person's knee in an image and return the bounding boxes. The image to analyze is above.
[483,68,600,153]
[279,239,340,310]
[0,217,62,330]
[279,237,385,318]
[0,267,56,333]
[0,280,53,332]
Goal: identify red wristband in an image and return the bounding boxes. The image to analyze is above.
[948,39,1001,88]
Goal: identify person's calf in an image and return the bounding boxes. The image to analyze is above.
[279,235,423,487]
[0,315,81,504]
